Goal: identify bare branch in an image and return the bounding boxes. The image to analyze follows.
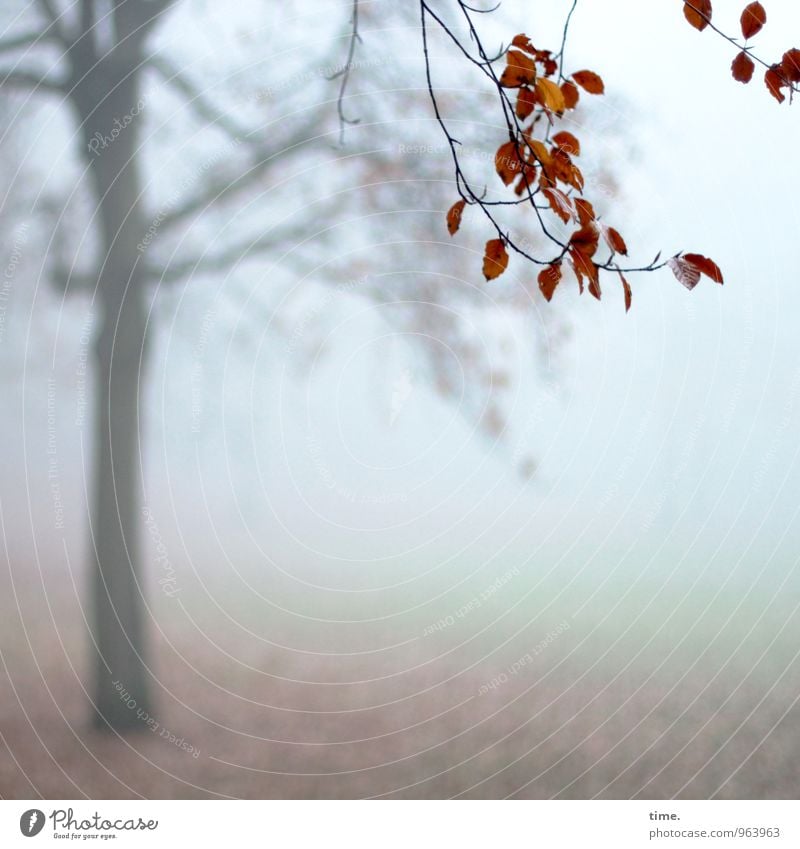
[332,0,362,144]
[34,0,69,45]
[0,67,66,95]
[149,56,254,142]
[155,116,323,235]
[0,29,56,56]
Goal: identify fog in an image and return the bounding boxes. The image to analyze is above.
[1,0,799,798]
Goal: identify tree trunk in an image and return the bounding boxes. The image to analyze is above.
[91,293,151,729]
[71,59,153,729]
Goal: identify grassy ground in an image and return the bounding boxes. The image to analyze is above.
[2,558,799,799]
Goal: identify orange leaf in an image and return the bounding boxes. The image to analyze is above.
[561,80,580,109]
[683,0,712,31]
[516,87,536,119]
[527,138,552,168]
[572,70,605,95]
[765,65,787,102]
[446,200,466,236]
[732,51,755,83]
[499,50,537,88]
[604,226,628,256]
[495,141,522,186]
[536,77,566,112]
[740,2,766,39]
[538,263,562,302]
[483,239,509,281]
[683,253,724,284]
[619,273,632,313]
[552,130,581,156]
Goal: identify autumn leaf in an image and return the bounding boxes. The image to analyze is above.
[668,256,702,290]
[683,0,712,31]
[570,225,600,258]
[561,80,580,109]
[483,238,509,280]
[781,48,800,83]
[499,50,537,87]
[552,130,581,156]
[570,247,598,295]
[511,34,536,54]
[516,87,536,119]
[536,77,566,112]
[446,200,466,236]
[732,51,755,84]
[574,198,596,227]
[527,138,552,168]
[495,140,522,185]
[542,187,575,224]
[538,263,562,301]
[619,273,632,313]
[572,70,605,95]
[603,226,628,256]
[683,253,724,283]
[765,65,787,102]
[740,2,766,40]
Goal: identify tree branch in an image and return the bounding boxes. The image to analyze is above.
[331,0,362,144]
[149,55,254,142]
[0,29,56,56]
[0,67,66,95]
[154,115,323,235]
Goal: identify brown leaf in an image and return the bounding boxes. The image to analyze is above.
[538,263,562,302]
[572,70,605,95]
[552,130,581,156]
[604,226,628,256]
[483,239,509,281]
[495,141,522,186]
[683,0,712,31]
[781,48,800,83]
[513,164,537,195]
[569,247,598,295]
[542,187,575,224]
[619,273,632,313]
[511,34,536,54]
[668,256,702,290]
[550,148,575,186]
[740,2,766,39]
[516,87,537,119]
[499,50,537,88]
[683,253,724,284]
[446,200,466,236]
[561,80,580,109]
[570,225,600,258]
[765,65,787,102]
[732,51,755,83]
[588,275,602,301]
[574,198,596,227]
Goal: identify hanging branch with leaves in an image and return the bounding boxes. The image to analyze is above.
[421,1,795,311]
[683,1,799,99]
